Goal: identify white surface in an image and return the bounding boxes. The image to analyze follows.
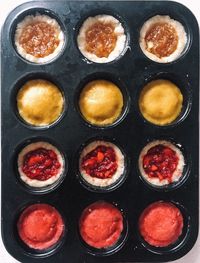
[0,0,199,262]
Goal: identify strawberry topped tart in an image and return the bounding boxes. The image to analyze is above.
[18,141,64,188]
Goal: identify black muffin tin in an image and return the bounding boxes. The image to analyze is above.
[1,1,199,262]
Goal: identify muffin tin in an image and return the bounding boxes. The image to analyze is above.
[1,1,199,262]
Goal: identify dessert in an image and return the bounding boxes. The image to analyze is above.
[139,15,187,63]
[79,140,125,188]
[139,79,183,125]
[18,141,64,188]
[17,203,64,250]
[77,15,126,63]
[79,80,124,126]
[14,14,64,63]
[139,201,184,247]
[79,201,123,249]
[139,140,185,187]
[17,79,64,127]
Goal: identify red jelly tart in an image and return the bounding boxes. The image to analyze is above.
[17,203,64,250]
[79,140,125,188]
[79,201,124,249]
[139,201,184,247]
[18,142,64,188]
[139,140,184,187]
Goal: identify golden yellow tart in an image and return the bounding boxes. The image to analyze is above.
[17,79,64,127]
[79,80,123,126]
[139,79,183,125]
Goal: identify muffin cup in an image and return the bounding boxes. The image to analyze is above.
[135,71,192,128]
[138,12,192,64]
[11,72,67,130]
[75,72,130,130]
[14,136,68,195]
[10,7,67,65]
[74,9,130,64]
[137,138,191,192]
[76,136,129,193]
[78,200,128,256]
[14,202,66,258]
[137,200,190,254]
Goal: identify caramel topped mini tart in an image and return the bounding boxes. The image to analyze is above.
[79,80,124,127]
[14,14,64,63]
[85,22,117,58]
[140,15,187,63]
[17,79,64,127]
[139,79,183,126]
[77,15,126,63]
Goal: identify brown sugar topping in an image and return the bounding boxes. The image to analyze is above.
[85,22,117,58]
[144,22,178,58]
[19,21,60,58]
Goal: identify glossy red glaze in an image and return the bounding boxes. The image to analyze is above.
[22,148,61,181]
[81,145,118,179]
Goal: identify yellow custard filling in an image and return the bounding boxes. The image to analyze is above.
[79,80,123,126]
[139,79,183,125]
[17,79,64,126]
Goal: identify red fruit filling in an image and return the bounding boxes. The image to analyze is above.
[142,144,179,183]
[81,145,118,179]
[139,202,183,247]
[79,201,123,249]
[22,148,61,181]
[17,204,64,250]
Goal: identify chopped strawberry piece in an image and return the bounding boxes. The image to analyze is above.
[28,156,43,166]
[97,152,104,162]
[150,164,158,171]
[83,157,96,168]
[143,155,152,167]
